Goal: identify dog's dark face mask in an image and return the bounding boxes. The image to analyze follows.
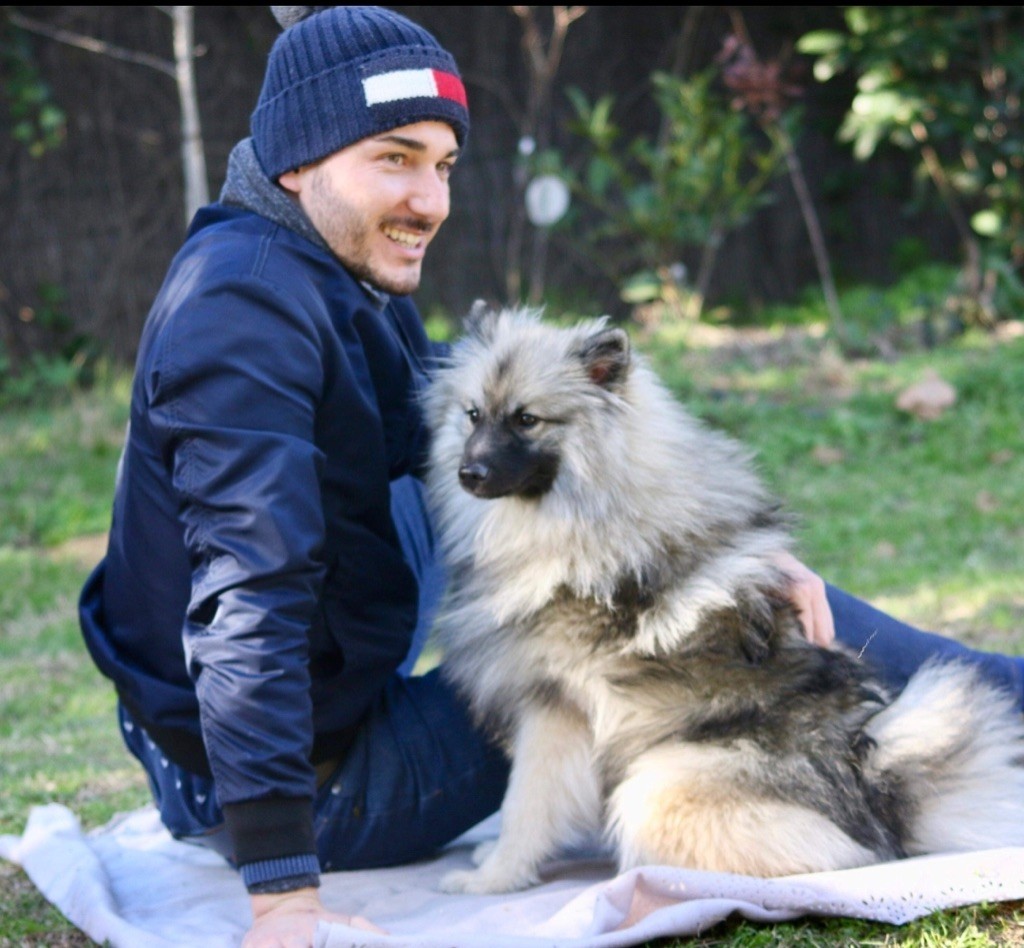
[453,322,630,501]
[458,411,560,500]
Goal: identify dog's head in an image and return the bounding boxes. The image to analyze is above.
[427,307,631,501]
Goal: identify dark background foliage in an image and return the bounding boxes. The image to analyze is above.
[0,6,959,364]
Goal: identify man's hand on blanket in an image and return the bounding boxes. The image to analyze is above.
[243,887,384,947]
[773,551,836,648]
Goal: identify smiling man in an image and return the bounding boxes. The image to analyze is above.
[77,8,509,946]
[76,6,1024,947]
[279,123,458,295]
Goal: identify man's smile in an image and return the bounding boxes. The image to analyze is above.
[382,225,427,248]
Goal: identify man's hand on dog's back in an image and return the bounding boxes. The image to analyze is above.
[774,551,836,648]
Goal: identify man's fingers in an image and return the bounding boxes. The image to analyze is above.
[807,584,835,647]
[815,590,836,647]
[771,550,835,647]
[323,912,387,934]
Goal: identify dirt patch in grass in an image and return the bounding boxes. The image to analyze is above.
[48,534,107,571]
[677,322,830,368]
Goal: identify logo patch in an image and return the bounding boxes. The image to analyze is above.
[362,68,467,108]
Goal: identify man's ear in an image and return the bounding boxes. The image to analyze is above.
[278,167,304,195]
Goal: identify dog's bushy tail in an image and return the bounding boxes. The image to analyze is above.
[864,661,1024,854]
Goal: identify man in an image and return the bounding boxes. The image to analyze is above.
[80,6,1023,947]
[78,7,510,944]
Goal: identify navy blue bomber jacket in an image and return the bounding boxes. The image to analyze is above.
[80,204,434,884]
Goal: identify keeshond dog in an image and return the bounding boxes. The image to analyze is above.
[424,306,1024,894]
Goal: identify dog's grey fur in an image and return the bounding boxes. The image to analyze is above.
[424,307,1024,893]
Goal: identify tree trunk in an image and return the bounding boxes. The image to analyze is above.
[779,128,846,340]
[172,6,209,224]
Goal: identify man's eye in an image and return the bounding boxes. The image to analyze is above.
[466,407,480,424]
[515,411,538,430]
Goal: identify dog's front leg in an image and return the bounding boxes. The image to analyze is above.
[440,702,599,894]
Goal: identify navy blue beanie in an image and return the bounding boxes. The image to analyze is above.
[252,6,469,180]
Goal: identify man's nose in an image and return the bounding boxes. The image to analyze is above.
[406,169,450,223]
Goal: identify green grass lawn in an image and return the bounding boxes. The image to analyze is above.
[1,326,1022,946]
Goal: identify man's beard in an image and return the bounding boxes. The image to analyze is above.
[307,170,430,296]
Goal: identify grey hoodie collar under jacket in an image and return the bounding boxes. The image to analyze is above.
[219,138,389,309]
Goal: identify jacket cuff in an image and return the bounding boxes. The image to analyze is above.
[223,797,318,873]
[242,857,321,893]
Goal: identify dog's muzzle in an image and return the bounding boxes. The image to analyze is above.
[458,462,492,495]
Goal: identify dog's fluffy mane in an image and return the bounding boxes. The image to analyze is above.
[425,307,792,641]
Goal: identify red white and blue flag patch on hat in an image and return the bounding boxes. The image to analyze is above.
[362,68,467,109]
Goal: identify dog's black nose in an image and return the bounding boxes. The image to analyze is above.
[458,462,490,491]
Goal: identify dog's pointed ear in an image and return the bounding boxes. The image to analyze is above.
[579,327,630,390]
[463,300,501,341]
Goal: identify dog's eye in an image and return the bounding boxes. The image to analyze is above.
[466,407,480,424]
[515,411,539,430]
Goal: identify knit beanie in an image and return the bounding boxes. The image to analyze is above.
[252,6,469,180]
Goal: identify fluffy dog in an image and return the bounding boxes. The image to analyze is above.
[424,306,1024,894]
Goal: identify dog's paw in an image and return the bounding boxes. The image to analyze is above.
[439,865,534,895]
[471,839,498,866]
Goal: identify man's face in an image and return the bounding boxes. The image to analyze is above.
[279,121,459,295]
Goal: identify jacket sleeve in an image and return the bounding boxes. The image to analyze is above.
[144,271,333,888]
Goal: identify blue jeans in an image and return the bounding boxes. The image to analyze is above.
[123,477,1023,870]
[829,584,1024,704]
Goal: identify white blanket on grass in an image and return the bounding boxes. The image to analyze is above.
[3,804,1024,948]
